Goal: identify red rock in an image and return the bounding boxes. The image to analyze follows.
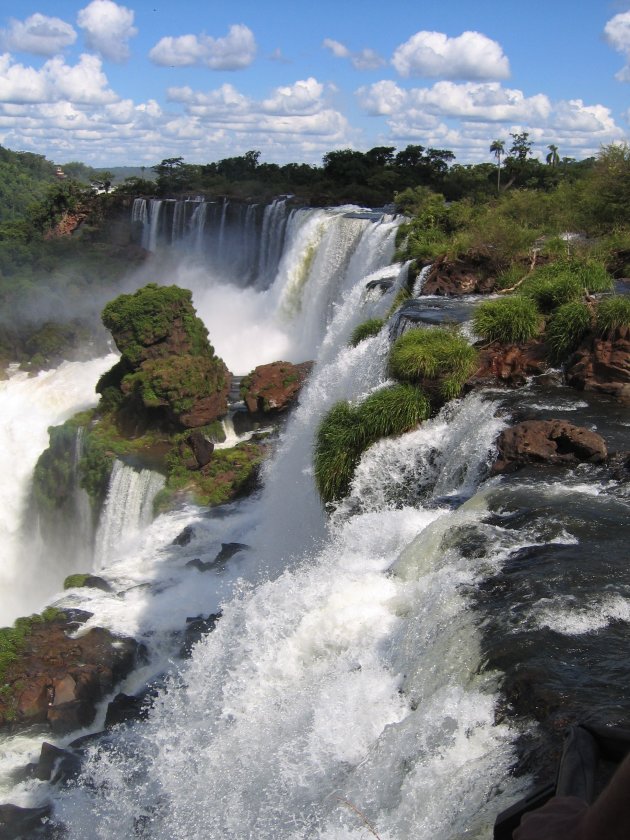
[470,339,550,387]
[420,254,496,296]
[241,361,313,415]
[492,419,607,474]
[565,330,630,403]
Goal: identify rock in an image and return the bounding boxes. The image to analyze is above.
[420,253,496,296]
[172,525,194,546]
[470,339,550,388]
[492,419,607,474]
[241,361,313,415]
[180,613,221,658]
[34,742,81,783]
[0,803,52,838]
[214,542,249,563]
[0,614,143,733]
[63,574,112,593]
[187,429,214,467]
[609,451,630,481]
[104,691,152,728]
[565,330,630,402]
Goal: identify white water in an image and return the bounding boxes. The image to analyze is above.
[0,205,526,838]
[0,355,116,623]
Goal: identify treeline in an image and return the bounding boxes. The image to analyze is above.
[117,132,594,207]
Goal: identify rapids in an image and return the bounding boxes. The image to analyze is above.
[0,200,629,839]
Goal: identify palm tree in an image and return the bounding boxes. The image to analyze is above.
[490,139,505,193]
[546,144,560,167]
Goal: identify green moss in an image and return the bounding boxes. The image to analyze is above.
[349,318,385,347]
[102,283,212,366]
[596,296,630,335]
[63,573,91,590]
[313,384,430,504]
[545,301,592,361]
[473,296,543,345]
[388,327,478,401]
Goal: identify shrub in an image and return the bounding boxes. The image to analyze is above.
[596,296,630,336]
[313,384,430,503]
[473,296,542,344]
[349,318,385,347]
[519,259,613,312]
[388,327,478,401]
[545,301,592,361]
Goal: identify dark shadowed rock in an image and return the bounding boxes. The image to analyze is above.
[214,542,249,562]
[172,525,194,546]
[33,742,82,783]
[565,329,630,403]
[105,691,153,728]
[0,803,52,838]
[187,429,214,468]
[492,419,607,474]
[180,613,222,658]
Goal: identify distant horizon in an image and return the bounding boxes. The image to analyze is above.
[1,1,629,168]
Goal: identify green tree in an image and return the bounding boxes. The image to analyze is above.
[546,144,560,167]
[490,139,506,193]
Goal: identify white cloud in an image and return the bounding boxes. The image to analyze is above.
[149,24,256,70]
[0,52,118,104]
[392,30,510,80]
[262,78,325,114]
[0,14,77,56]
[604,11,630,81]
[77,0,137,63]
[356,80,408,115]
[323,37,385,70]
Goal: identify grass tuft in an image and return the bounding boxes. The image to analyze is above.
[545,301,592,361]
[472,296,542,344]
[349,318,385,347]
[596,296,630,336]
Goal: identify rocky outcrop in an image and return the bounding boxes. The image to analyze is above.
[565,328,630,403]
[420,253,496,296]
[492,419,607,474]
[470,339,551,387]
[0,612,142,733]
[241,361,313,415]
[98,284,231,430]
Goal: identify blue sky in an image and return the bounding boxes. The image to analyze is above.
[0,0,629,168]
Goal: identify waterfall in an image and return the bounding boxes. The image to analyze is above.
[93,460,165,570]
[0,355,117,623]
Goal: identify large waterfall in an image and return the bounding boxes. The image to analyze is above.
[1,200,630,839]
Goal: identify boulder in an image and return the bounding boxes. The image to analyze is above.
[492,419,607,474]
[420,253,496,296]
[180,613,221,658]
[241,361,313,415]
[470,339,550,388]
[565,329,630,403]
[0,614,142,733]
[0,804,52,838]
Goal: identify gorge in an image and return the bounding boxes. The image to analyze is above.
[0,197,629,839]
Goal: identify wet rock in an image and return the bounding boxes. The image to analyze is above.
[187,429,214,468]
[214,542,249,563]
[33,742,81,783]
[470,339,550,388]
[241,361,313,415]
[172,525,194,546]
[105,691,152,728]
[0,615,143,733]
[492,419,607,474]
[420,253,496,296]
[608,451,630,481]
[565,330,630,403]
[180,613,222,658]
[0,803,52,838]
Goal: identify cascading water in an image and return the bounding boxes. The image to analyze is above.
[93,461,165,570]
[2,201,630,839]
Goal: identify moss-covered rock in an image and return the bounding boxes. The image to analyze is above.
[240,360,313,415]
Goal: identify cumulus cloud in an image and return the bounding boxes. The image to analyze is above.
[77,0,137,63]
[0,13,77,56]
[0,52,118,104]
[392,30,510,80]
[322,38,385,70]
[604,11,630,81]
[149,24,256,70]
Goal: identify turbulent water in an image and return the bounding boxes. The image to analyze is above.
[1,200,630,839]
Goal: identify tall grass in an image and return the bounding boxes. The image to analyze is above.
[545,301,592,361]
[472,297,542,344]
[388,327,478,401]
[349,318,385,347]
[596,296,630,335]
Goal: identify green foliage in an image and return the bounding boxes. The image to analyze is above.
[314,384,430,503]
[473,296,542,344]
[545,301,592,361]
[386,287,412,318]
[63,573,91,589]
[349,318,385,347]
[102,283,212,366]
[596,296,630,336]
[388,327,478,401]
[519,259,613,312]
